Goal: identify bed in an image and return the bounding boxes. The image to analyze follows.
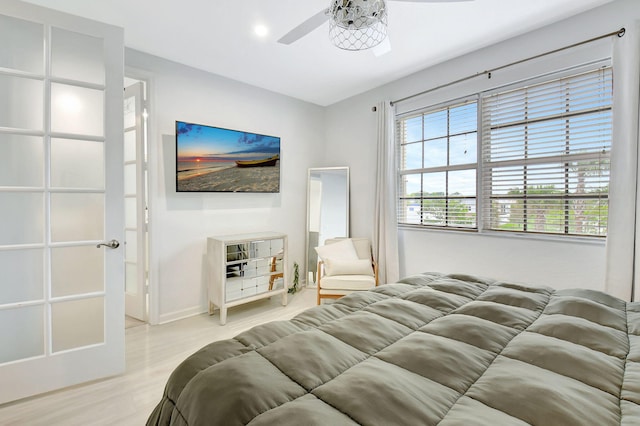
[147,272,640,425]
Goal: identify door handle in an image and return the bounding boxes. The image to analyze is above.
[96,239,120,249]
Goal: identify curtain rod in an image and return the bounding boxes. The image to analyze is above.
[389,27,625,107]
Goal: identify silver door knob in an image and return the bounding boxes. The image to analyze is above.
[96,239,120,249]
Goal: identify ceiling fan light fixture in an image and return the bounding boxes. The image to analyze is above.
[328,0,388,51]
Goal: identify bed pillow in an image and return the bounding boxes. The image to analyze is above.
[315,239,358,263]
[323,258,374,277]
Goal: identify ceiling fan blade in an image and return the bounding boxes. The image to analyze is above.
[277,9,329,45]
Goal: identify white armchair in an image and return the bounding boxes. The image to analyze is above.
[315,237,378,305]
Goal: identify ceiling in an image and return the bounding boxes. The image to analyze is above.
[23,0,614,106]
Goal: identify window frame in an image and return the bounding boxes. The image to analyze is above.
[397,95,479,230]
[396,60,612,240]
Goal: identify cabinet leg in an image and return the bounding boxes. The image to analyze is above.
[220,307,227,325]
[208,301,215,315]
[282,291,288,306]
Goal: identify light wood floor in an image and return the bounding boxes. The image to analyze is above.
[0,288,316,425]
[125,315,146,329]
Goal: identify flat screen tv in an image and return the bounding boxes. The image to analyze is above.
[175,121,280,193]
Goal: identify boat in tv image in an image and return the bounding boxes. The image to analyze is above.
[235,154,279,168]
[175,121,280,192]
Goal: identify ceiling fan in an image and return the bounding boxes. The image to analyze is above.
[277,0,473,52]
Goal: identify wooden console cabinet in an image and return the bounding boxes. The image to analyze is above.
[207,232,287,325]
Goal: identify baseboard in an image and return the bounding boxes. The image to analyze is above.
[158,305,206,325]
[157,282,313,324]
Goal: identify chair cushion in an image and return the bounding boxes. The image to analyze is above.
[320,275,376,291]
[318,289,353,296]
[324,258,374,277]
[315,239,358,262]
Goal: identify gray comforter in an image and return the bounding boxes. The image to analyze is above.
[147,272,640,425]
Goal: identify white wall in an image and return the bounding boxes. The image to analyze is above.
[398,230,605,291]
[126,1,640,321]
[324,0,640,292]
[125,50,325,323]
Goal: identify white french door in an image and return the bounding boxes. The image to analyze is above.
[124,82,148,321]
[0,0,124,404]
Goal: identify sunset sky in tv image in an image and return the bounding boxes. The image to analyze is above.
[176,121,280,162]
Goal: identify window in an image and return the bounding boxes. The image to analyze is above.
[397,99,478,229]
[397,65,612,238]
[482,67,612,236]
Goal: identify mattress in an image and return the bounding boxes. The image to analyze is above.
[147,272,640,425]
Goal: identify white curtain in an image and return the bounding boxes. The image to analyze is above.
[373,100,400,284]
[605,23,640,301]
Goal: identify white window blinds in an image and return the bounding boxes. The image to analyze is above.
[481,66,612,236]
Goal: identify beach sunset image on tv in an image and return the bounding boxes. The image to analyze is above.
[176,121,280,192]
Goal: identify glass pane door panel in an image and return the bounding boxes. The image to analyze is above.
[125,197,136,228]
[51,83,104,136]
[51,246,103,297]
[0,75,43,130]
[50,193,103,242]
[0,15,43,73]
[50,138,104,189]
[0,193,43,245]
[124,163,136,195]
[124,129,136,162]
[125,230,137,262]
[51,297,104,353]
[0,134,44,187]
[123,96,135,129]
[0,249,43,304]
[0,306,44,364]
[126,263,137,294]
[51,27,104,85]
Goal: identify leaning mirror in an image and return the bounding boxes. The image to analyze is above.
[306,167,349,286]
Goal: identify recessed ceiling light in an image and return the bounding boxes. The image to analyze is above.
[254,25,269,38]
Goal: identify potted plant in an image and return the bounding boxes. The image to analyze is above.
[288,262,299,294]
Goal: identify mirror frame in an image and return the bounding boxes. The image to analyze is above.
[305,167,350,287]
